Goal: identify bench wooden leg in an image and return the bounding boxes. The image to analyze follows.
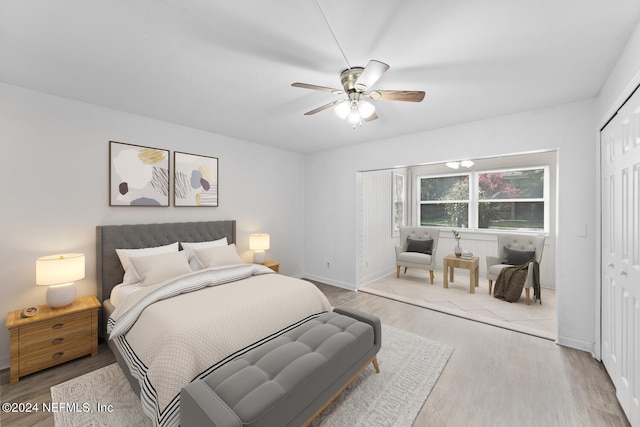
[372,355,380,373]
[396,266,400,278]
[488,279,493,295]
[525,288,530,305]
[429,270,434,284]
[302,355,380,426]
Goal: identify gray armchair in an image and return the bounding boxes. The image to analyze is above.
[486,233,545,304]
[395,227,440,284]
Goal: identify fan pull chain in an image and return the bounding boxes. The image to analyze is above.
[314,0,351,69]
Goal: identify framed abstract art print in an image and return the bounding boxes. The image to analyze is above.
[174,151,219,207]
[109,141,169,206]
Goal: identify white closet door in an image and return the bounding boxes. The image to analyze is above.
[601,87,640,426]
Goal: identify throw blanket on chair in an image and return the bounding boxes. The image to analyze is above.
[493,261,541,303]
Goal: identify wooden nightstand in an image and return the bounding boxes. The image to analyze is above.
[5,295,100,384]
[263,260,280,273]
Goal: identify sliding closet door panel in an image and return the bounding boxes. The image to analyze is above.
[601,86,640,426]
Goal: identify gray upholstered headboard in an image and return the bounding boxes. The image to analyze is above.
[96,220,236,305]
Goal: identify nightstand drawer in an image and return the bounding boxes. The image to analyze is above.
[20,318,91,354]
[19,312,91,346]
[19,339,93,376]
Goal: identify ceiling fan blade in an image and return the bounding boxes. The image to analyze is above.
[292,82,343,94]
[354,60,390,91]
[368,90,425,102]
[364,112,379,122]
[304,100,343,115]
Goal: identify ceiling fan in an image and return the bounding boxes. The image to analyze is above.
[292,59,425,126]
[293,1,425,126]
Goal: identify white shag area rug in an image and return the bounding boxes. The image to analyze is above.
[51,324,453,427]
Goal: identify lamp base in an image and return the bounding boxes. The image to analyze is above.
[253,251,266,264]
[46,283,76,308]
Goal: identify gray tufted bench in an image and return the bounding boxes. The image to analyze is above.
[180,307,381,427]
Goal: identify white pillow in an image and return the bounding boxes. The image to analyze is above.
[130,251,191,286]
[181,238,228,270]
[194,244,244,269]
[116,242,179,285]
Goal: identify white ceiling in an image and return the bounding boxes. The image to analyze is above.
[2,1,640,153]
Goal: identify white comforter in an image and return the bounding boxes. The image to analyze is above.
[107,264,332,427]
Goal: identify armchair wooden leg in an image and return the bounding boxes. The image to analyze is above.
[488,280,493,295]
[404,267,408,274]
[396,266,400,278]
[429,270,434,284]
[525,288,530,305]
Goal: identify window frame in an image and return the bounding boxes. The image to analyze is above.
[417,172,472,228]
[416,165,549,233]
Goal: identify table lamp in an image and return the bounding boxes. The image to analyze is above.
[36,253,85,307]
[249,234,270,264]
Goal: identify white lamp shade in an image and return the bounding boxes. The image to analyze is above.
[36,253,84,307]
[36,253,85,286]
[249,234,270,251]
[334,101,350,119]
[358,100,375,119]
[347,108,361,125]
[250,234,269,264]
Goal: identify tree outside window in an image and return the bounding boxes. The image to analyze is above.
[478,169,544,230]
[420,175,469,227]
[418,167,546,231]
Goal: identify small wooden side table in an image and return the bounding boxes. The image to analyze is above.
[5,295,100,384]
[443,254,479,293]
[263,260,280,273]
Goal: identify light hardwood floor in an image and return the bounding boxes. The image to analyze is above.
[0,283,629,427]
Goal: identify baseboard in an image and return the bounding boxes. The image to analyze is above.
[360,268,396,287]
[556,335,594,354]
[303,274,355,291]
[0,357,9,371]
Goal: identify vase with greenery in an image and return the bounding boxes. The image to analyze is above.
[452,230,462,258]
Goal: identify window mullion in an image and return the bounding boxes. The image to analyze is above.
[469,172,478,230]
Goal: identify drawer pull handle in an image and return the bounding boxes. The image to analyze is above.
[52,337,64,344]
[52,323,64,329]
[52,352,64,359]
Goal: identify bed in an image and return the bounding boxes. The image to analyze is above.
[96,221,379,427]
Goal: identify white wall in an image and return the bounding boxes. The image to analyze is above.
[305,99,597,352]
[0,83,306,369]
[597,20,640,124]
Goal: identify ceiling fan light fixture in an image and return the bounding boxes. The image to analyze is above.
[446,162,460,169]
[460,160,474,168]
[358,100,375,119]
[334,101,350,119]
[446,160,474,169]
[347,106,361,125]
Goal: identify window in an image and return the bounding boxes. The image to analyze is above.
[478,168,544,230]
[418,167,547,231]
[419,174,470,228]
